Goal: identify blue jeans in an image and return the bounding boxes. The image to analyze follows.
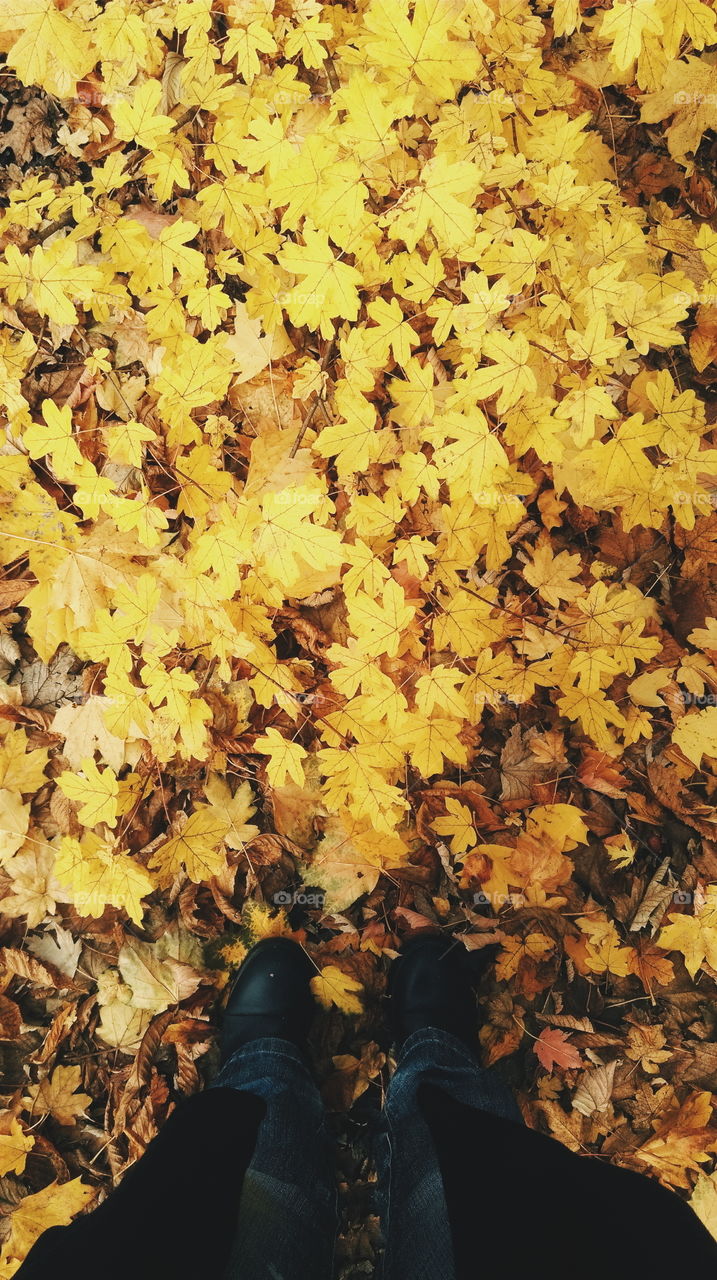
[213,1039,338,1280]
[375,1029,523,1280]
[212,1029,522,1280]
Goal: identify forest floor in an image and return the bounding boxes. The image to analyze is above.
[3,0,717,1273]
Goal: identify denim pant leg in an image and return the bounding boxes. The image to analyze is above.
[212,1038,338,1280]
[376,1028,524,1280]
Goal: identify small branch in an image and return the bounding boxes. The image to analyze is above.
[28,211,74,246]
[289,335,336,457]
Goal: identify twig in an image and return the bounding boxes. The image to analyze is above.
[289,335,336,457]
[28,211,74,246]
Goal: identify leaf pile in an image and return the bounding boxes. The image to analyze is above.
[3,0,717,1269]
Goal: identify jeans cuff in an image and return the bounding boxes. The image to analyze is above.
[213,1036,311,1090]
[396,1026,481,1069]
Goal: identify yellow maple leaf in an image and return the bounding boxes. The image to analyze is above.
[526,804,589,852]
[57,758,119,829]
[255,728,307,788]
[222,17,277,79]
[111,79,174,150]
[496,932,554,982]
[276,222,363,339]
[462,843,515,899]
[566,914,633,977]
[523,540,584,608]
[431,798,476,855]
[4,845,58,928]
[0,730,48,794]
[312,810,409,911]
[600,0,663,69]
[243,900,294,942]
[385,154,481,254]
[152,333,235,444]
[557,687,627,751]
[23,399,83,478]
[346,579,417,659]
[687,617,717,653]
[633,1091,717,1189]
[404,714,469,778]
[0,239,103,325]
[23,1065,91,1126]
[468,332,538,412]
[148,808,230,885]
[658,888,717,978]
[105,418,156,467]
[361,0,480,99]
[0,1117,34,1177]
[671,706,717,767]
[4,1177,95,1263]
[604,833,637,869]
[54,835,155,926]
[283,14,332,68]
[253,492,344,595]
[0,0,94,97]
[203,775,259,850]
[0,789,30,860]
[311,965,364,1015]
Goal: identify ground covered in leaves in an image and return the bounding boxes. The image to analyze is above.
[5,0,717,1272]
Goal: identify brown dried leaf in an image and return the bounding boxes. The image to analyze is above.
[572,1061,618,1116]
[0,995,21,1041]
[0,948,70,991]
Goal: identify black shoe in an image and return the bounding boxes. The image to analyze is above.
[220,938,317,1064]
[387,934,484,1052]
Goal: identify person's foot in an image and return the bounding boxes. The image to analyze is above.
[387,934,484,1051]
[220,937,317,1064]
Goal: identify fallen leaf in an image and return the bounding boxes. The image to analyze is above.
[4,1178,95,1262]
[311,965,364,1015]
[0,1116,34,1176]
[572,1061,618,1116]
[118,933,203,1014]
[23,1064,91,1125]
[534,1028,583,1072]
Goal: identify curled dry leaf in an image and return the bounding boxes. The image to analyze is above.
[572,1061,619,1117]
